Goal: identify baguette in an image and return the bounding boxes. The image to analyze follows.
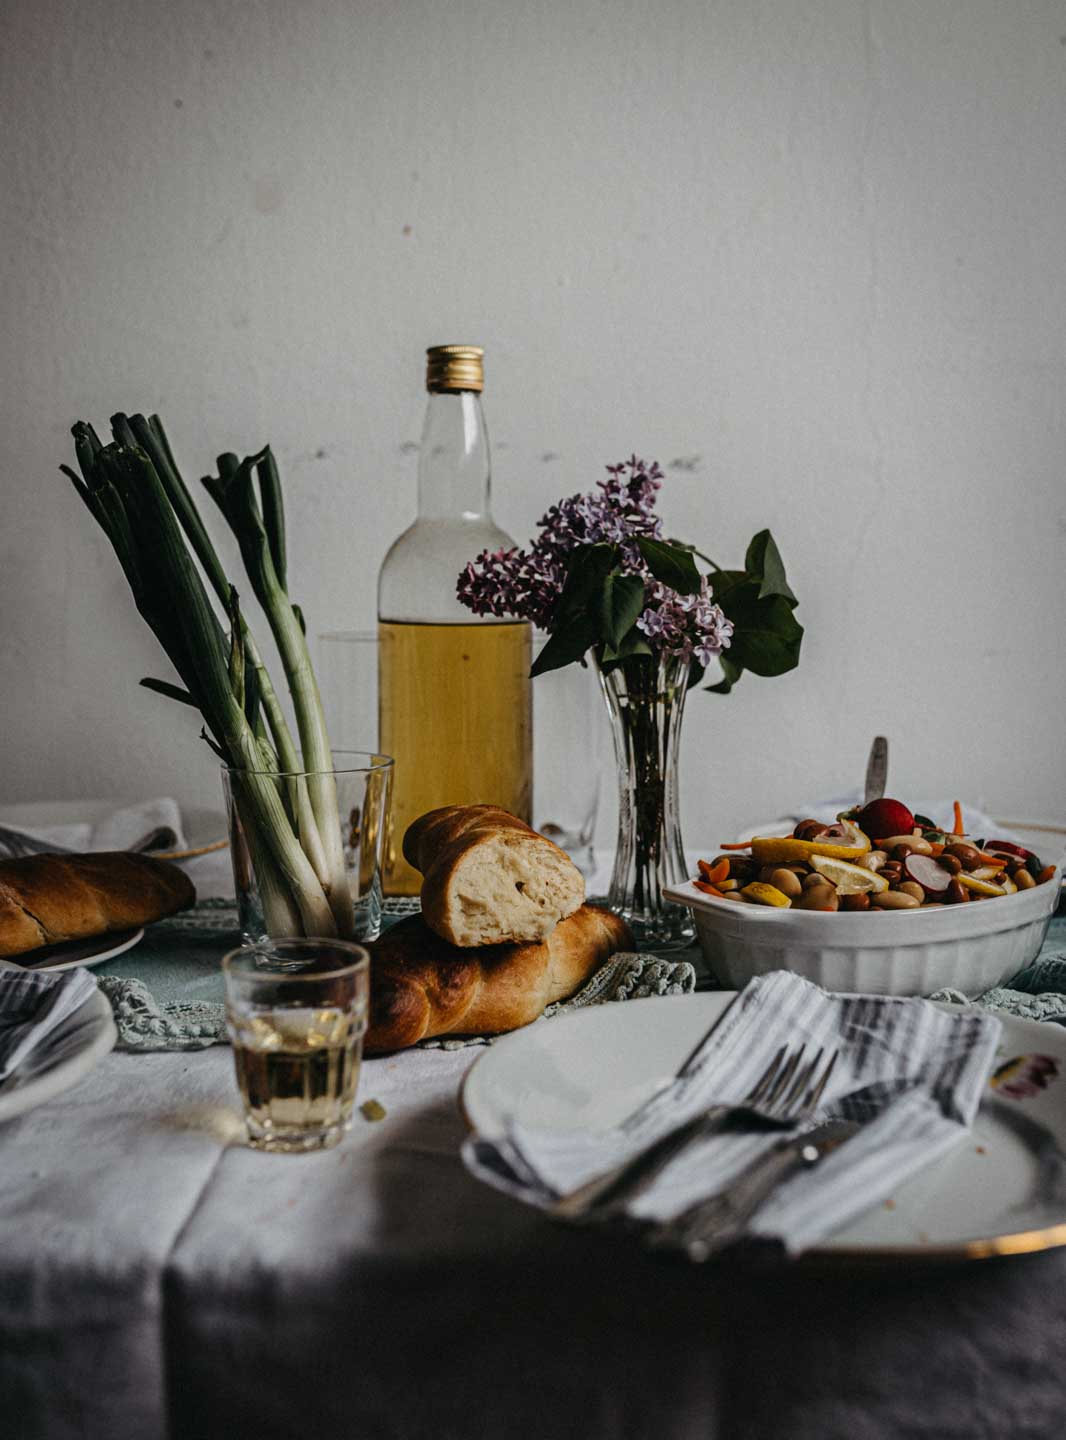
[403,804,585,947]
[0,852,196,958]
[365,903,632,1053]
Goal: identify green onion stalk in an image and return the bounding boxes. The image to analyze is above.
[63,414,353,939]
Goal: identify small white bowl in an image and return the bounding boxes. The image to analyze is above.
[663,869,1061,997]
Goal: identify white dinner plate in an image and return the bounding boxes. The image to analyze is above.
[4,927,145,972]
[462,992,1066,1261]
[0,988,117,1123]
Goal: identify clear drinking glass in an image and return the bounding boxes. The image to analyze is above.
[532,631,602,878]
[316,631,378,752]
[223,939,370,1152]
[221,751,394,944]
[317,630,602,879]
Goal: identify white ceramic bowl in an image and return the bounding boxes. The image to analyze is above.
[663,869,1061,997]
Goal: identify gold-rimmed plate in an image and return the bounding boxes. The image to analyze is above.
[461,992,1066,1262]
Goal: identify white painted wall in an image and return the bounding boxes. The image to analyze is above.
[3,0,1066,849]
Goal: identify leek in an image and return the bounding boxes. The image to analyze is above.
[64,414,351,939]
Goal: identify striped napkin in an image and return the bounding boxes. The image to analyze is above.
[463,971,1002,1254]
[0,966,98,1085]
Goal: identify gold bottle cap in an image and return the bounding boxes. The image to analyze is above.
[426,344,484,393]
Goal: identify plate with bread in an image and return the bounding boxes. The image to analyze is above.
[0,852,196,969]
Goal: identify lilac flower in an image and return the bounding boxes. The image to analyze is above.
[456,456,732,664]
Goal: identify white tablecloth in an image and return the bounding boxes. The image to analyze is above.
[5,1027,1066,1438]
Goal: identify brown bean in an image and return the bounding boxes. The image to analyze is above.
[879,862,904,884]
[899,881,926,903]
[946,843,982,872]
[729,857,757,881]
[840,892,871,912]
[872,890,921,909]
[1014,868,1036,890]
[858,851,888,873]
[758,865,780,884]
[768,867,803,899]
[937,853,962,875]
[802,871,828,890]
[795,885,839,912]
[944,877,969,905]
[793,820,830,841]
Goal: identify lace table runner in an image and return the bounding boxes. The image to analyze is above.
[96,898,697,1052]
[94,902,1066,1053]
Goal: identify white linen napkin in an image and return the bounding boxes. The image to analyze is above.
[0,966,98,1084]
[462,971,1002,1255]
[0,798,186,854]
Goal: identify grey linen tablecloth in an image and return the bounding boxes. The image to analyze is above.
[5,908,1066,1438]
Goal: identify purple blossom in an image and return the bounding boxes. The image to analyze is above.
[457,456,732,664]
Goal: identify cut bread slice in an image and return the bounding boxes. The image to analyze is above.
[402,805,585,947]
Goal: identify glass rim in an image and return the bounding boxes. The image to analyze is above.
[222,938,371,983]
[221,750,393,779]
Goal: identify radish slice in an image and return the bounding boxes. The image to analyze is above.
[986,840,1032,861]
[903,853,952,896]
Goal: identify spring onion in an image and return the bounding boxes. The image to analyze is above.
[63,414,352,938]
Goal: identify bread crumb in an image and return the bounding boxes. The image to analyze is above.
[360,1099,387,1122]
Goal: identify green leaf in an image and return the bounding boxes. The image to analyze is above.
[598,628,653,674]
[744,529,797,606]
[598,572,646,651]
[256,448,287,592]
[720,587,804,677]
[704,653,743,695]
[635,537,701,595]
[530,615,600,678]
[554,543,618,625]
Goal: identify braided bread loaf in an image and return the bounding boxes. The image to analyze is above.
[0,852,195,958]
[402,804,585,947]
[365,904,632,1053]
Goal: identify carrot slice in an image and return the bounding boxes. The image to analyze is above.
[929,843,944,857]
[692,880,725,897]
[952,801,964,836]
[698,857,730,886]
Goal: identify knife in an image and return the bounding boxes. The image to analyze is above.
[864,736,889,806]
[650,1119,860,1261]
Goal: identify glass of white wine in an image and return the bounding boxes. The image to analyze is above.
[222,939,370,1153]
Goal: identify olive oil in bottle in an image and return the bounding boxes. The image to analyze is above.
[377,347,532,895]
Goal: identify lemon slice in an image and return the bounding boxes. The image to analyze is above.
[740,882,792,908]
[809,855,889,894]
[957,873,1006,897]
[750,820,872,866]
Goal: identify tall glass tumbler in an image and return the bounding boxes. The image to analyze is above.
[221,751,393,944]
[317,631,603,879]
[223,939,370,1152]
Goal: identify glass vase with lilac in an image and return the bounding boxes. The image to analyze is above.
[457,457,804,948]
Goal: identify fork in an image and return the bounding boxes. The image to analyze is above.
[550,1043,832,1223]
[650,1052,844,1258]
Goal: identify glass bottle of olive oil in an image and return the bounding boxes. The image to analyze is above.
[377,346,532,895]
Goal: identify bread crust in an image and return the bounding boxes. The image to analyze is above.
[403,804,585,947]
[0,852,196,958]
[365,903,633,1053]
